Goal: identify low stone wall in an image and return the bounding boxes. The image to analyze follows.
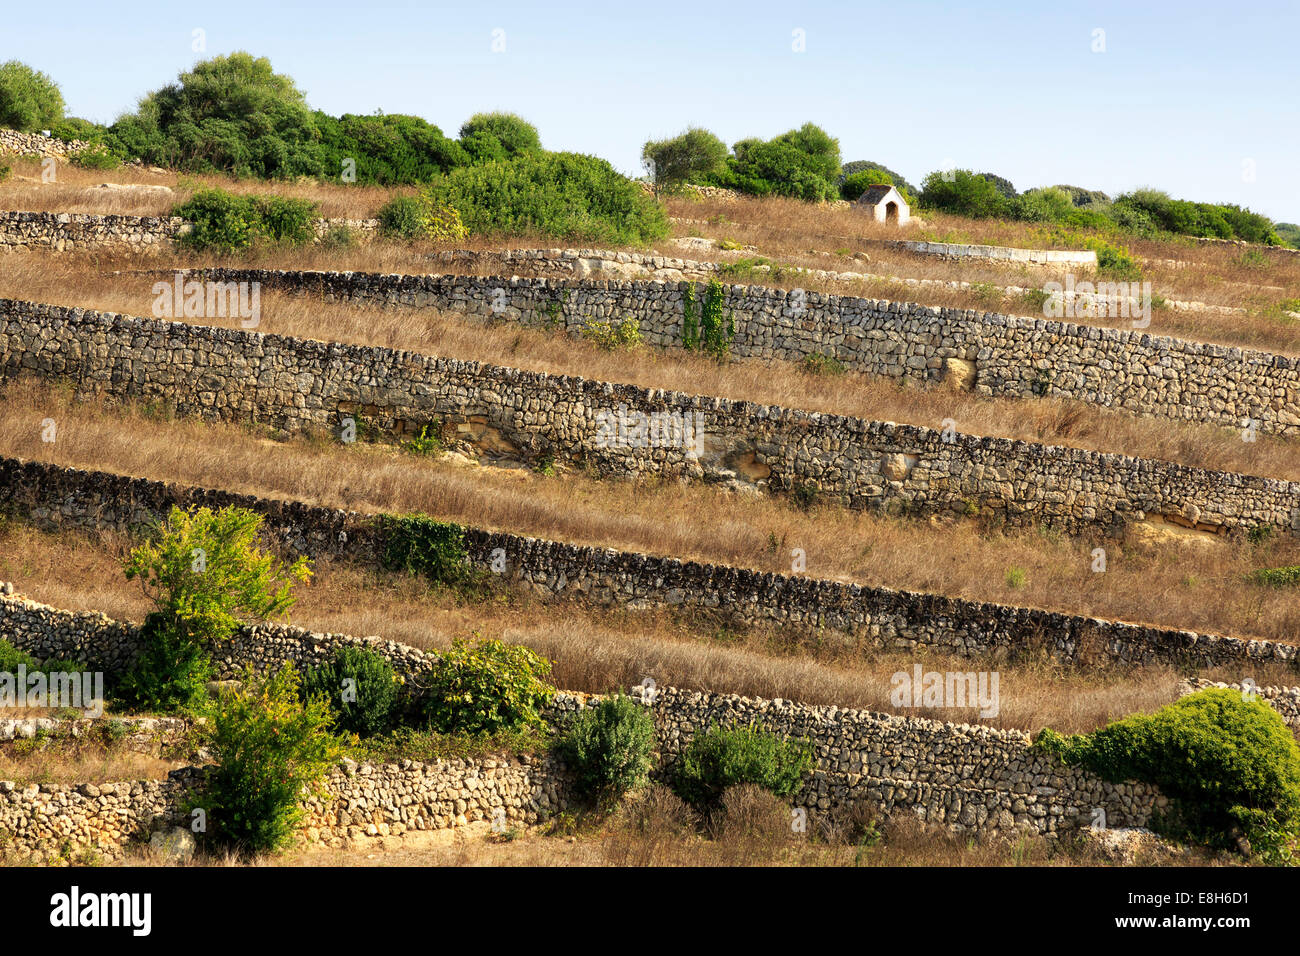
[0,715,193,755]
[1179,678,1300,729]
[180,266,1300,439]
[0,755,568,862]
[3,298,1298,538]
[640,685,1161,836]
[431,247,717,281]
[2,460,1298,672]
[882,239,1098,267]
[0,210,377,254]
[0,129,92,159]
[0,593,1167,858]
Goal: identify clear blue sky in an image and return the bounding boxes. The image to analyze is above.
[7,0,1299,222]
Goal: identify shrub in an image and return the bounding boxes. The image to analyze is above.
[0,60,64,132]
[302,645,400,738]
[641,127,729,195]
[311,111,468,186]
[70,145,120,170]
[111,52,319,179]
[918,169,1013,218]
[1085,237,1143,281]
[709,124,841,202]
[1034,688,1300,863]
[581,315,642,351]
[671,723,815,809]
[376,513,478,588]
[458,112,541,161]
[198,664,342,855]
[421,637,555,735]
[173,188,319,252]
[1251,565,1300,588]
[0,163,9,183]
[557,694,656,805]
[422,151,669,245]
[841,169,914,205]
[376,193,468,242]
[114,611,215,714]
[800,353,846,376]
[124,505,312,647]
[118,505,310,714]
[1005,566,1027,588]
[839,159,916,197]
[0,639,38,673]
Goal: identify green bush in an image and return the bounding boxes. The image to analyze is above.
[111,52,320,179]
[311,111,468,185]
[708,124,841,202]
[124,505,313,646]
[0,60,64,133]
[376,513,478,588]
[1085,237,1143,281]
[671,723,815,808]
[841,168,914,205]
[421,637,555,735]
[918,169,1013,218]
[1034,688,1300,863]
[70,145,120,170]
[422,151,669,245]
[302,645,400,738]
[557,694,656,805]
[173,188,320,253]
[581,315,642,351]
[0,638,38,673]
[458,112,541,162]
[114,611,215,715]
[119,505,311,714]
[197,664,342,855]
[641,127,729,195]
[376,193,468,242]
[0,163,9,183]
[839,159,916,197]
[1251,565,1300,588]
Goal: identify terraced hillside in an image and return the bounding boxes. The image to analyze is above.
[2,163,1298,872]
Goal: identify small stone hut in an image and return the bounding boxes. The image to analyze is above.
[856,184,910,225]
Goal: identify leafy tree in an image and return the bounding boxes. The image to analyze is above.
[641,127,729,195]
[111,52,320,178]
[198,664,342,855]
[123,504,312,646]
[975,171,1017,199]
[917,168,1014,218]
[0,60,64,132]
[840,159,916,197]
[312,111,468,185]
[842,168,915,205]
[458,112,541,161]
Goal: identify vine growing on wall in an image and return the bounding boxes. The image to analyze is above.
[682,278,735,360]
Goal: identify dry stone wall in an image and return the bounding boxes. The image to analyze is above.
[183,266,1300,438]
[0,210,376,254]
[0,590,1166,856]
[637,685,1161,836]
[0,129,92,159]
[2,298,1297,538]
[2,462,1297,671]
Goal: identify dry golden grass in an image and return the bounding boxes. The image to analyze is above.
[3,158,1297,348]
[4,381,1298,646]
[0,736,182,785]
[5,491,1300,742]
[664,195,1300,354]
[2,256,1298,484]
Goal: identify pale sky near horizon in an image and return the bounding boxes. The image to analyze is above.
[5,0,1298,222]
